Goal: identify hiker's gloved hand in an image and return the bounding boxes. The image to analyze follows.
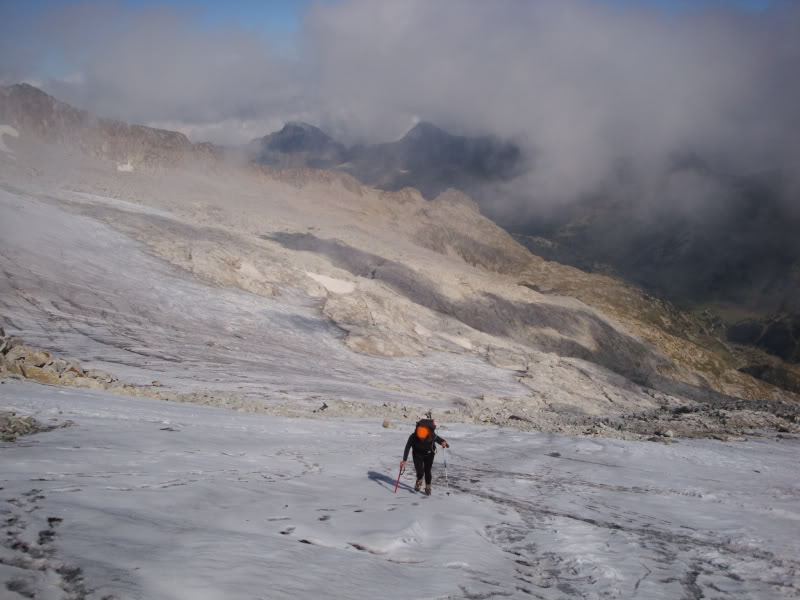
[441,442,449,448]
[400,461,407,467]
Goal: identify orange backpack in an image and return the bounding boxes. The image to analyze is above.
[415,418,436,440]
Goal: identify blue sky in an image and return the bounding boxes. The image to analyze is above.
[1,0,794,165]
[1,0,779,89]
[4,0,777,36]
[2,0,316,35]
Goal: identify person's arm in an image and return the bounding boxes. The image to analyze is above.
[435,435,449,448]
[402,435,413,462]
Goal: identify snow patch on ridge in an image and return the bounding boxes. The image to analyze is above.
[306,272,355,294]
[0,124,19,154]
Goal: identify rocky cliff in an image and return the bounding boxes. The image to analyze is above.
[0,84,221,169]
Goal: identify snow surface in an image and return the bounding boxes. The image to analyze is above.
[1,381,798,599]
[1,159,799,599]
[0,125,19,154]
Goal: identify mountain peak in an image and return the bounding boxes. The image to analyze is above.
[403,121,448,141]
[250,121,346,168]
[280,121,329,136]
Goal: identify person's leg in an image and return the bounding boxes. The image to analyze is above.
[413,452,425,487]
[424,453,435,486]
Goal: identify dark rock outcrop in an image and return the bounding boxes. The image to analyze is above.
[248,122,348,169]
[249,120,524,199]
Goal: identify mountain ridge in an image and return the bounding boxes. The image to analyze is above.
[248,118,524,199]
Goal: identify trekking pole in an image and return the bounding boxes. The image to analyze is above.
[444,446,450,496]
[393,463,405,494]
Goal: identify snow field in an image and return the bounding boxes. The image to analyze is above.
[1,381,798,599]
[0,187,527,404]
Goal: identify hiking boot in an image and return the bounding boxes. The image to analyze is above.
[424,486,431,496]
[414,480,422,492]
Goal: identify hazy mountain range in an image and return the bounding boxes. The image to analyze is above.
[248,120,523,199]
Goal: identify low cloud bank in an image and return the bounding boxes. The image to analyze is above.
[2,0,799,218]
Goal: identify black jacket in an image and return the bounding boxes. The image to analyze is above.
[403,433,447,461]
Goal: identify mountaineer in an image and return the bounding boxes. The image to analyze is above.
[401,418,449,496]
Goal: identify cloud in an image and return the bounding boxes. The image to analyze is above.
[307,0,800,211]
[3,0,800,213]
[16,1,315,146]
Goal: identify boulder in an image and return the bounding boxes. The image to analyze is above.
[47,358,84,375]
[49,358,69,374]
[0,412,43,441]
[64,359,85,376]
[85,369,116,384]
[1,356,24,376]
[4,345,52,367]
[83,377,112,390]
[18,365,63,385]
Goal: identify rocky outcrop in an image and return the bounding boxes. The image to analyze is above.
[1,325,128,391]
[0,84,221,169]
[249,120,524,200]
[248,122,348,169]
[0,411,74,442]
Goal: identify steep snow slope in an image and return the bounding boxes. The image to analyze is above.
[1,382,798,599]
[0,187,527,406]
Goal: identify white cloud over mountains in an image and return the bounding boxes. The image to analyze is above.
[2,0,799,211]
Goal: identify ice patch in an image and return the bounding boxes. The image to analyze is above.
[117,161,135,172]
[0,124,19,154]
[305,272,355,294]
